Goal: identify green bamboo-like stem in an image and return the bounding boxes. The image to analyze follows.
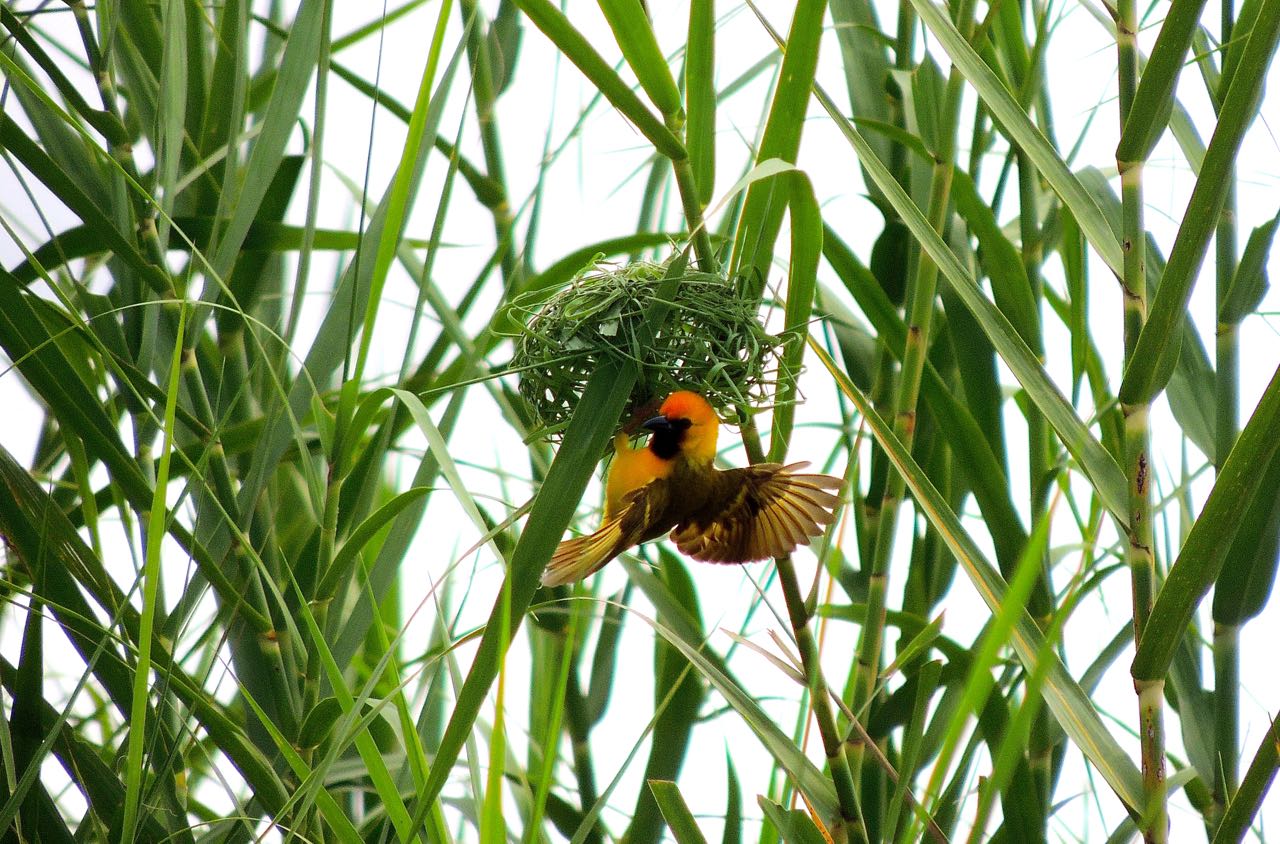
[1121,203,1166,842]
[654,45,713,269]
[1210,0,1241,822]
[1215,285,1238,474]
[738,414,768,466]
[848,195,944,766]
[848,317,926,715]
[1213,710,1280,842]
[1016,145,1059,817]
[1211,621,1239,829]
[849,0,971,776]
[459,0,519,286]
[1014,24,1060,813]
[283,4,331,348]
[217,327,263,425]
[1135,677,1169,835]
[1118,138,1153,627]
[668,135,717,271]
[238,518,302,740]
[853,349,897,571]
[181,341,296,724]
[526,609,603,844]
[1116,0,1165,837]
[890,1,917,182]
[179,344,296,719]
[71,0,244,539]
[1016,156,1048,528]
[1209,220,1241,831]
[67,1,174,292]
[301,456,344,724]
[180,348,244,528]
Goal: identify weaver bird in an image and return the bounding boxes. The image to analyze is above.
[542,391,842,587]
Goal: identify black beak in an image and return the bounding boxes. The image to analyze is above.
[642,414,673,433]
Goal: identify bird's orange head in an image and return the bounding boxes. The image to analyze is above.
[642,390,720,464]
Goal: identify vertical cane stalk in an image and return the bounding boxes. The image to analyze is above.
[1116,0,1166,837]
[1210,0,1241,830]
[1012,5,1061,819]
[848,0,975,782]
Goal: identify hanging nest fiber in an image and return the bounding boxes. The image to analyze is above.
[511,257,796,440]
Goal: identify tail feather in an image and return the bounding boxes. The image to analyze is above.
[542,517,626,587]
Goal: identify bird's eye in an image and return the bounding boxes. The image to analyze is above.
[672,418,693,431]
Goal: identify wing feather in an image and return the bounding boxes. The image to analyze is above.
[770,498,810,548]
[671,463,842,564]
[758,503,794,557]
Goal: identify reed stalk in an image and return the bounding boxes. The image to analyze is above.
[1116,0,1166,837]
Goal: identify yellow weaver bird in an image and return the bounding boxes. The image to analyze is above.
[542,391,842,586]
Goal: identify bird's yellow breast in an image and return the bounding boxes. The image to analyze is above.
[603,433,674,520]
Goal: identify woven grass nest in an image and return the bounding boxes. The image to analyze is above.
[512,257,796,440]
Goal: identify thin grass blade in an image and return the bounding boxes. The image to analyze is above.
[810,341,1146,813]
[1133,363,1280,679]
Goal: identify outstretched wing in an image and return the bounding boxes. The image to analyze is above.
[541,478,673,587]
[670,463,841,564]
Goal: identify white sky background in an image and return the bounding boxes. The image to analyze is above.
[2,0,1279,840]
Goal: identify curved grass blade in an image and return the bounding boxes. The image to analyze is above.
[621,599,840,826]
[916,504,1049,839]
[1119,0,1280,404]
[820,233,1029,570]
[902,0,1123,276]
[0,7,126,144]
[0,111,168,294]
[230,26,463,538]
[0,270,152,507]
[1115,0,1210,165]
[351,4,460,387]
[828,0,893,175]
[1211,436,1280,625]
[758,796,830,844]
[316,486,431,599]
[731,1,827,298]
[0,656,173,842]
[951,170,1038,349]
[768,172,820,463]
[6,218,435,284]
[1211,712,1280,844]
[626,553,708,844]
[206,0,326,282]
[685,0,716,206]
[119,306,185,841]
[406,250,692,822]
[597,0,682,118]
[587,587,630,725]
[0,443,292,815]
[1132,362,1280,680]
[1219,210,1278,325]
[405,360,635,827]
[809,341,1146,814]
[811,88,1130,525]
[513,0,682,159]
[649,781,710,844]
